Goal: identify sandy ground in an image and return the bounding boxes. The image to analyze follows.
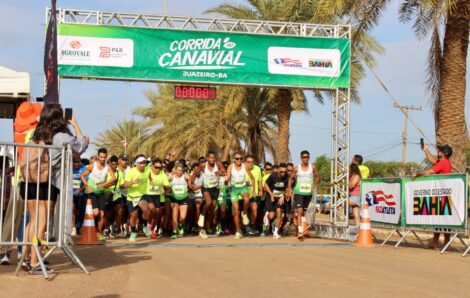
[1,233,470,298]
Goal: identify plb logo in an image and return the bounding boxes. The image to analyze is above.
[69,40,81,49]
[100,46,111,58]
[365,190,396,215]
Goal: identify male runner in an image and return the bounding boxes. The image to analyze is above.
[287,151,320,240]
[147,158,170,238]
[123,156,151,242]
[245,155,262,235]
[226,153,255,239]
[196,152,226,238]
[264,163,289,239]
[80,148,116,241]
[103,155,124,238]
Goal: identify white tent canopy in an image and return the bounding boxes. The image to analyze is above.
[0,66,30,119]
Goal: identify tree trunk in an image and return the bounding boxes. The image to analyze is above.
[436,0,470,172]
[276,89,292,163]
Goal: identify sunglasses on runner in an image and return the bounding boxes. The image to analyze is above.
[234,157,242,160]
[279,171,287,174]
[265,168,272,171]
[154,166,162,169]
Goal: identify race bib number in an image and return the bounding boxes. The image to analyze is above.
[148,185,161,195]
[205,177,218,188]
[273,190,284,198]
[233,178,245,188]
[173,185,185,195]
[73,180,81,189]
[300,183,312,193]
[194,189,202,197]
[132,196,141,207]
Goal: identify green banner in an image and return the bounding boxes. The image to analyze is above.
[57,24,350,88]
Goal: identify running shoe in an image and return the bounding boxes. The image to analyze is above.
[129,232,137,242]
[224,228,232,235]
[263,214,269,226]
[273,233,281,239]
[297,233,304,241]
[178,225,185,236]
[71,227,77,237]
[143,226,152,237]
[241,212,249,225]
[199,230,208,239]
[0,253,10,265]
[215,224,222,236]
[96,233,106,242]
[197,215,205,228]
[248,227,259,235]
[21,260,31,271]
[150,231,158,239]
[171,231,178,239]
[234,232,242,239]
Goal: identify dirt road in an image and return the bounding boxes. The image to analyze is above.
[1,236,469,297]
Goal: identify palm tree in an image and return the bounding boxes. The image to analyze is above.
[133,84,278,162]
[400,0,470,172]
[206,0,384,163]
[94,120,148,158]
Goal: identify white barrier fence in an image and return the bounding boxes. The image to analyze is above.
[0,141,88,279]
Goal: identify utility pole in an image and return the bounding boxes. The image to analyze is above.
[394,103,422,174]
[163,0,167,15]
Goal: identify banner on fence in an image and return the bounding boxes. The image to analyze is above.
[361,179,401,226]
[56,24,351,89]
[403,174,466,229]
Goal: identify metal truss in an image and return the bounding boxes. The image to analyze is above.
[52,8,350,38]
[51,8,352,240]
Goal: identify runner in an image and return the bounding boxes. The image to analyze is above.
[147,158,170,239]
[116,153,130,236]
[189,162,204,236]
[72,153,86,236]
[213,174,229,236]
[169,163,193,239]
[260,162,273,236]
[103,155,124,238]
[196,152,226,238]
[80,148,116,241]
[245,155,262,235]
[226,153,255,239]
[264,163,289,239]
[287,150,321,240]
[123,155,151,242]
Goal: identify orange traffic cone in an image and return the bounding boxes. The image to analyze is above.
[78,198,98,245]
[355,204,374,247]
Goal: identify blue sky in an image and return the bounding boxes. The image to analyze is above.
[0,0,468,163]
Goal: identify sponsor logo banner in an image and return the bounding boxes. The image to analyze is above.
[57,24,350,88]
[361,180,401,226]
[403,175,466,228]
[58,36,134,67]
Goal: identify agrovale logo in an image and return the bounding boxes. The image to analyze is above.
[62,40,90,58]
[365,190,396,215]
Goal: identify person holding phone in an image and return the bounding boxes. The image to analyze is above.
[412,143,453,248]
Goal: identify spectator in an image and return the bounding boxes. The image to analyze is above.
[352,154,370,179]
[349,163,361,227]
[412,144,453,249]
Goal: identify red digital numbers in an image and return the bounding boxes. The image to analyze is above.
[174,86,216,100]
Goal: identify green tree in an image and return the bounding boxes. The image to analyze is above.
[314,155,331,194]
[133,84,278,161]
[94,120,148,158]
[364,160,422,178]
[206,0,385,163]
[399,0,470,172]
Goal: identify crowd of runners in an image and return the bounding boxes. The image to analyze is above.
[73,149,322,242]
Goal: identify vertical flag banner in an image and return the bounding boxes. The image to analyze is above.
[44,0,59,104]
[361,179,401,226]
[402,174,467,228]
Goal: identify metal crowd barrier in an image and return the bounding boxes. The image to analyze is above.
[0,141,88,279]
